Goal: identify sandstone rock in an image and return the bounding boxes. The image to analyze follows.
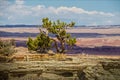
[77,60,120,80]
[0,55,120,80]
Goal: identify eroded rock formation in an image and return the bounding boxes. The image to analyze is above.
[0,55,120,80]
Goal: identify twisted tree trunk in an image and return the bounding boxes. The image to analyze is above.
[50,38,60,52]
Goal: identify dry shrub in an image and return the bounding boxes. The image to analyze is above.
[12,52,66,61]
[0,39,16,62]
[0,39,16,56]
[54,54,66,61]
[36,54,67,61]
[25,54,66,61]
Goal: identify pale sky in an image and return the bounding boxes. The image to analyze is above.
[0,0,120,25]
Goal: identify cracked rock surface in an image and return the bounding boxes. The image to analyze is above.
[0,55,120,80]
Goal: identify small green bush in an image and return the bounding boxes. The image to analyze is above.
[0,39,15,56]
[27,30,53,53]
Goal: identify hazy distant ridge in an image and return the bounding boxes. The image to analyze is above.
[0,25,120,28]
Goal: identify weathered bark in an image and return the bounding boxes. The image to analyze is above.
[50,38,65,53]
[60,40,65,53]
[50,38,60,52]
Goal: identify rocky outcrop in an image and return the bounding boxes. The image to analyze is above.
[78,59,120,80]
[0,56,120,80]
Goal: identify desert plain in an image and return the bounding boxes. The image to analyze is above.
[0,27,120,55]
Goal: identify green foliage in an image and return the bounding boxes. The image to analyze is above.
[42,18,76,53]
[27,37,37,51]
[0,39,15,56]
[27,18,76,53]
[27,30,52,53]
[67,38,76,47]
